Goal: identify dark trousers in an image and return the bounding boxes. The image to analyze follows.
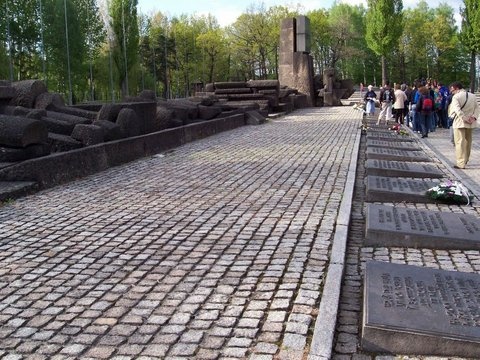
[419,113,431,136]
[394,108,404,124]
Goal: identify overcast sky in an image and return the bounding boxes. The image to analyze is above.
[137,0,464,27]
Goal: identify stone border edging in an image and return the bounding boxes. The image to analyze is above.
[308,118,362,359]
[0,114,246,190]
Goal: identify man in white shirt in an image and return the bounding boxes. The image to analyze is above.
[448,81,479,169]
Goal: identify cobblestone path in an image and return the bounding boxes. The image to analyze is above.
[0,107,361,360]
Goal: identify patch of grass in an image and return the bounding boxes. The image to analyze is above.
[0,198,14,207]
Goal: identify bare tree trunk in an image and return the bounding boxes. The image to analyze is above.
[381,55,387,86]
[470,51,476,93]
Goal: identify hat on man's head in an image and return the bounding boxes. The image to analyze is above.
[368,85,373,90]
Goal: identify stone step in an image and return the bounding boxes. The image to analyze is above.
[0,181,38,202]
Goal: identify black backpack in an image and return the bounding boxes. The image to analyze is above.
[383,89,392,103]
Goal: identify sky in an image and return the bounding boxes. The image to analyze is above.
[137,0,464,27]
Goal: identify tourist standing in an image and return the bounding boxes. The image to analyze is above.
[448,81,479,169]
[377,81,395,125]
[416,86,434,138]
[402,84,412,126]
[364,85,377,117]
[438,83,449,128]
[433,86,443,128]
[393,84,407,124]
[410,82,420,131]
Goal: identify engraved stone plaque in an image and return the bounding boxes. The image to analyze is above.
[367,132,414,142]
[366,139,420,151]
[366,125,395,130]
[362,261,480,357]
[365,159,443,178]
[366,147,431,162]
[366,176,436,203]
[365,203,480,249]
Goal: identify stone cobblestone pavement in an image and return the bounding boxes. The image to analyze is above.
[0,107,362,360]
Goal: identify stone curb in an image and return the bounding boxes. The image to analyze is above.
[308,118,362,359]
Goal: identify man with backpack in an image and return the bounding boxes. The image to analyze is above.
[416,86,434,138]
[376,81,395,125]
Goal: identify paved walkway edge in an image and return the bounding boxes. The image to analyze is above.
[308,122,362,359]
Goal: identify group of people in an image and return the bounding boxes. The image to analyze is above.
[362,79,479,169]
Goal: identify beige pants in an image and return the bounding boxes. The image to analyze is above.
[377,102,392,124]
[453,127,473,168]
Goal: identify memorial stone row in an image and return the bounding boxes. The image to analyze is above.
[360,120,480,357]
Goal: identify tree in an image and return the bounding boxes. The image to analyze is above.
[365,0,403,85]
[1,0,41,80]
[459,0,480,92]
[108,0,139,98]
[328,3,366,79]
[139,12,174,98]
[430,4,458,85]
[228,3,278,80]
[78,0,106,100]
[308,9,331,76]
[43,0,86,103]
[197,28,227,83]
[401,3,433,83]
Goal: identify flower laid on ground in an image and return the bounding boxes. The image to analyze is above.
[352,102,366,114]
[426,180,473,205]
[359,123,369,132]
[389,124,409,136]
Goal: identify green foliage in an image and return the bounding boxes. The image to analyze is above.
[109,0,139,98]
[366,0,404,56]
[0,0,476,100]
[0,198,15,207]
[459,0,480,52]
[459,0,480,91]
[365,0,403,84]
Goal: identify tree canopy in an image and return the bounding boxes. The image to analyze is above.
[0,0,477,103]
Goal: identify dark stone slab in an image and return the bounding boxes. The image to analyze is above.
[246,110,266,125]
[366,126,395,131]
[366,147,431,162]
[366,176,437,203]
[366,139,420,151]
[0,143,50,162]
[366,132,414,142]
[365,159,443,178]
[0,181,38,201]
[365,204,480,249]
[362,261,480,357]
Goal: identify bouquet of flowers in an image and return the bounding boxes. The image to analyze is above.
[426,180,473,205]
[389,124,409,136]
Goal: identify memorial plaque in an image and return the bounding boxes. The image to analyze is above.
[366,176,436,203]
[366,139,420,151]
[362,261,480,357]
[365,159,443,178]
[366,147,431,162]
[367,132,414,142]
[365,203,480,249]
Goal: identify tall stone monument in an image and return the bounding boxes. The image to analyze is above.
[278,16,315,107]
